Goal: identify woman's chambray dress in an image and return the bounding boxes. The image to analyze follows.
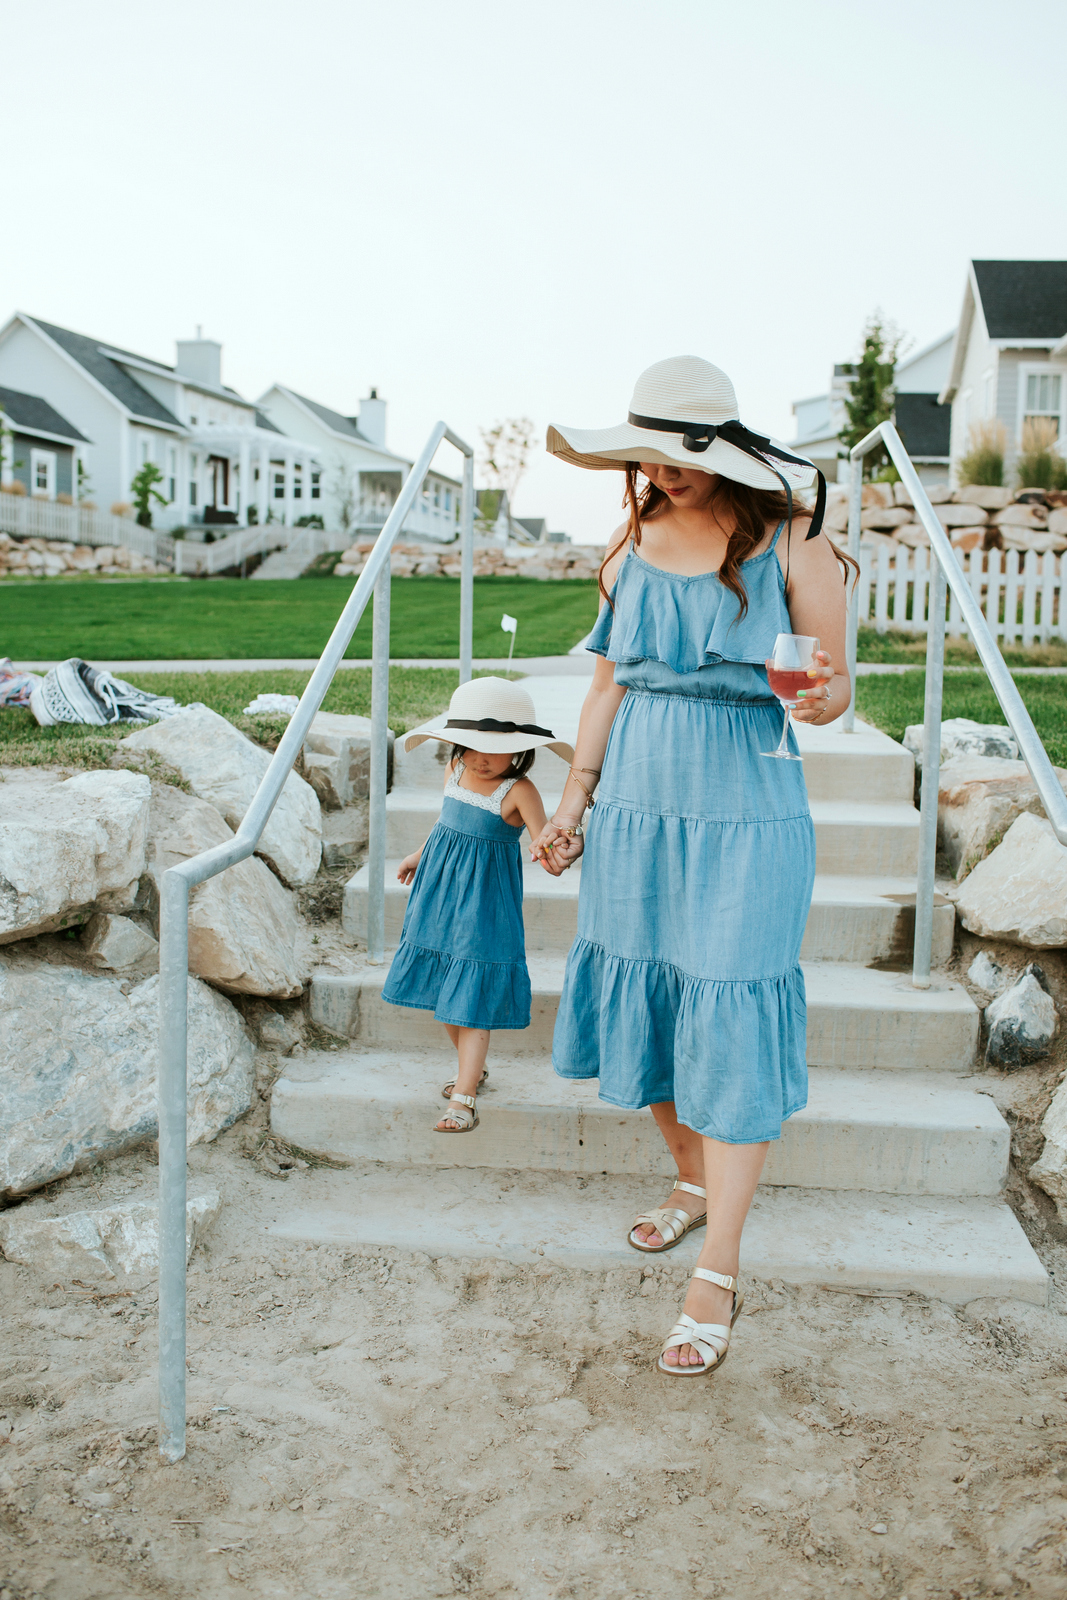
[382,761,531,1030]
[552,526,816,1143]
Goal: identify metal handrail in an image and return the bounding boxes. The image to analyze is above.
[156,420,474,1463]
[842,420,1067,990]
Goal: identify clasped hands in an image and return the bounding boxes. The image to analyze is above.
[530,820,583,876]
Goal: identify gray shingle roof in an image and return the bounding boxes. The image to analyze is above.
[27,316,183,427]
[0,385,89,443]
[894,392,951,460]
[288,390,369,442]
[255,409,284,435]
[972,261,1067,340]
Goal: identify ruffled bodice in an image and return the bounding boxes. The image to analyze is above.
[586,529,792,675]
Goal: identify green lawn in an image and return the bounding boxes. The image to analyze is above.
[855,670,1067,768]
[0,575,599,661]
[856,626,1067,669]
[0,666,468,772]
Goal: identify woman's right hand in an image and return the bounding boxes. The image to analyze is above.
[530,819,584,876]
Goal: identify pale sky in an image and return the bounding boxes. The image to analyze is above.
[3,0,1066,542]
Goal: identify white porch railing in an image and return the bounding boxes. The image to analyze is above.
[855,542,1065,641]
[0,494,174,565]
[172,523,288,576]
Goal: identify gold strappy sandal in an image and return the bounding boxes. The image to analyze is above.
[434,1093,479,1133]
[658,1268,744,1378]
[628,1180,707,1253]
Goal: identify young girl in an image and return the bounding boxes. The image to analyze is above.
[381,676,574,1132]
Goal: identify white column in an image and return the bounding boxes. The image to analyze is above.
[257,443,269,525]
[238,437,250,525]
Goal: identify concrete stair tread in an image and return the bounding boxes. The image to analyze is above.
[321,955,976,1013]
[260,1163,1046,1305]
[807,799,919,827]
[273,1054,1007,1195]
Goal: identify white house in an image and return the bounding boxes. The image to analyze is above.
[256,384,462,544]
[0,315,322,531]
[0,385,88,500]
[939,260,1067,483]
[791,332,953,486]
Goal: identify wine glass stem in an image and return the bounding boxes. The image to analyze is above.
[777,702,791,754]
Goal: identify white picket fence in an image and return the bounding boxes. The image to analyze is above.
[173,523,289,577]
[0,493,174,565]
[858,542,1065,643]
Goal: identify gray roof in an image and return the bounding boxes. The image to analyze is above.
[894,392,950,460]
[0,384,88,443]
[288,390,370,442]
[972,261,1067,340]
[515,517,547,540]
[26,316,183,427]
[255,408,283,435]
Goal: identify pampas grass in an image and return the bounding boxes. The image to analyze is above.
[957,419,1007,487]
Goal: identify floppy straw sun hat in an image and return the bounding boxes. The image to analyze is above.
[546,355,827,537]
[404,676,575,763]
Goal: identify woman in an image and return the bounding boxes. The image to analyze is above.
[531,356,853,1378]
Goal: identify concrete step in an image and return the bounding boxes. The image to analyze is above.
[379,788,919,875]
[258,1162,1046,1306]
[342,861,953,966]
[272,1053,1008,1197]
[310,959,979,1071]
[792,716,915,803]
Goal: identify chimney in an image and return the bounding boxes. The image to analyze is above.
[175,332,222,390]
[356,387,387,446]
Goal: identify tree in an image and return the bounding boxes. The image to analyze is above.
[76,457,94,505]
[839,314,903,479]
[130,461,167,528]
[480,417,535,539]
[328,455,359,535]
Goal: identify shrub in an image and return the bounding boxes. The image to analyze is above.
[110,501,133,518]
[1017,416,1067,490]
[957,419,1006,486]
[1,479,27,496]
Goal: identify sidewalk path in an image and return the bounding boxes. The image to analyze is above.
[10,654,598,677]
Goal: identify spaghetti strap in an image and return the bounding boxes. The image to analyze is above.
[767,519,786,552]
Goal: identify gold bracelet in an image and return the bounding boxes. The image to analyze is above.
[570,773,596,807]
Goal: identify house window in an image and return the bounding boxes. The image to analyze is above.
[189,452,199,507]
[31,450,57,499]
[310,471,321,500]
[445,488,451,512]
[168,447,177,502]
[140,438,150,465]
[1024,372,1063,436]
[434,482,441,508]
[293,468,303,500]
[273,471,285,499]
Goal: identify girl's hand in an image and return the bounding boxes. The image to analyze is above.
[397,853,420,885]
[790,649,835,724]
[530,819,584,876]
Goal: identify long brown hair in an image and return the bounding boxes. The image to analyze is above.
[598,465,858,614]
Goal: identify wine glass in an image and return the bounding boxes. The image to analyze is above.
[762,632,820,761]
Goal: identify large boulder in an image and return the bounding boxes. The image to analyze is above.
[143,784,307,998]
[935,504,988,527]
[938,756,1067,879]
[905,718,1019,765]
[984,964,1057,1068]
[302,711,392,809]
[955,812,1067,948]
[0,952,254,1200]
[860,506,911,531]
[1031,1077,1067,1224]
[0,1192,220,1279]
[956,486,1014,510]
[0,769,151,943]
[993,504,1047,530]
[123,707,321,886]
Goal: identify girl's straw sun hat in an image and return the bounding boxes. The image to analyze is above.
[404,676,575,763]
[546,355,827,537]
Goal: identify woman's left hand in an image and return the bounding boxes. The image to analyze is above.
[789,649,835,724]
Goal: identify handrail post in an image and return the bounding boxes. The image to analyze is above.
[843,457,864,731]
[460,450,474,684]
[912,551,946,989]
[157,869,190,1463]
[367,563,391,962]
